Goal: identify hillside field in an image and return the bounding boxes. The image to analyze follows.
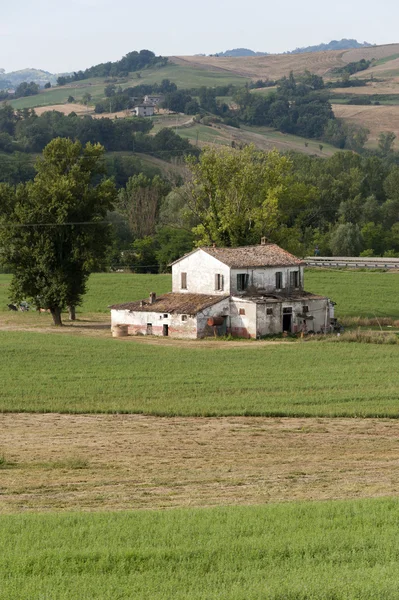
[172,44,399,80]
[333,103,399,147]
[1,499,399,599]
[9,63,248,111]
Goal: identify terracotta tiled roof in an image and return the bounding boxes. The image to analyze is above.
[109,293,229,314]
[201,244,305,268]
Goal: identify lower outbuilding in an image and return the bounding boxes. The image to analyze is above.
[110,292,230,338]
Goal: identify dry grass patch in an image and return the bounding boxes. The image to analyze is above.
[333,103,399,146]
[172,44,399,81]
[172,51,347,79]
[1,414,399,513]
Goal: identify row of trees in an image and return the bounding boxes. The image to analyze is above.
[0,105,198,163]
[0,81,40,101]
[57,50,167,85]
[105,145,399,273]
[1,139,399,326]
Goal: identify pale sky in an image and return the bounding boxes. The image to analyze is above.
[0,0,397,73]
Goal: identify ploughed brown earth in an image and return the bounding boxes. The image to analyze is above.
[1,414,399,513]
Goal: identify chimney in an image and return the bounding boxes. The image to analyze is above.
[260,236,267,246]
[149,292,156,304]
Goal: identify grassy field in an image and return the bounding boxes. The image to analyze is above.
[2,413,399,512]
[305,269,399,319]
[9,63,248,111]
[177,124,230,145]
[1,270,398,318]
[1,331,399,416]
[2,498,399,599]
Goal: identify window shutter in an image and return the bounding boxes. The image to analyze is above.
[221,275,224,291]
[215,274,219,290]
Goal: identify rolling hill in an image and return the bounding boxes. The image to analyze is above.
[0,68,59,88]
[6,42,399,153]
[171,43,399,80]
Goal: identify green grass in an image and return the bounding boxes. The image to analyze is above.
[9,83,106,110]
[374,53,399,66]
[1,498,399,599]
[2,270,399,318]
[239,125,339,155]
[0,273,171,314]
[82,273,171,313]
[306,269,399,319]
[177,124,230,145]
[9,64,248,110]
[1,330,399,416]
[130,63,248,88]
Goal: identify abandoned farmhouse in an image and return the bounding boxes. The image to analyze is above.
[110,241,334,339]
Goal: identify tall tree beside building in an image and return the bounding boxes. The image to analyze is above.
[0,138,117,325]
[185,145,294,247]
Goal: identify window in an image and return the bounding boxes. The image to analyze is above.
[239,308,246,315]
[237,273,249,292]
[275,272,283,289]
[163,314,168,318]
[181,272,187,289]
[283,307,292,314]
[267,308,273,316]
[215,273,224,291]
[290,271,299,288]
[181,315,188,322]
[303,305,309,313]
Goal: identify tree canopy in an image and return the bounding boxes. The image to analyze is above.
[185,145,294,247]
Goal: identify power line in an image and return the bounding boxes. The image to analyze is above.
[0,221,110,228]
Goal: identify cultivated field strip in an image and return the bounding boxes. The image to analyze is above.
[1,414,399,513]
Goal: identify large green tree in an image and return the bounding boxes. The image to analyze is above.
[185,145,296,247]
[0,138,117,325]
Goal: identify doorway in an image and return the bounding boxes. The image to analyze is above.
[163,324,169,337]
[282,308,292,333]
[146,323,152,335]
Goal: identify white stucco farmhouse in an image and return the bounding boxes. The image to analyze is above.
[110,240,334,339]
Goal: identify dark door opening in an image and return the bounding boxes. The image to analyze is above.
[163,324,169,337]
[146,323,152,335]
[282,313,292,333]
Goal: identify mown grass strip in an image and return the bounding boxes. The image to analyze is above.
[1,498,399,599]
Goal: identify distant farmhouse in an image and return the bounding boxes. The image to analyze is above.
[133,102,155,117]
[143,94,164,105]
[110,240,334,339]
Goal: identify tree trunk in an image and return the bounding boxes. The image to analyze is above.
[50,307,62,326]
[68,306,76,321]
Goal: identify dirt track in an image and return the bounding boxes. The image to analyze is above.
[1,414,399,513]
